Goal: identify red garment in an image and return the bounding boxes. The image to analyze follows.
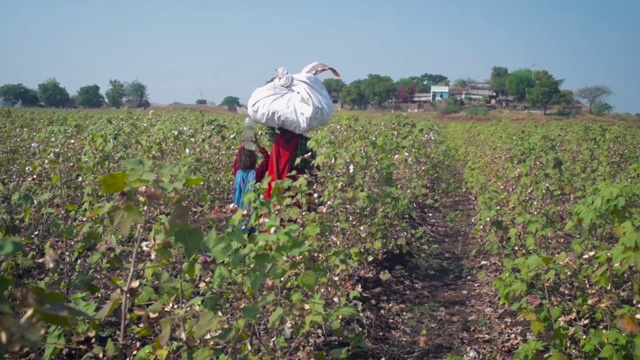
[232,146,270,182]
[265,132,304,199]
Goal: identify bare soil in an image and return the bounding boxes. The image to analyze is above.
[344,177,527,360]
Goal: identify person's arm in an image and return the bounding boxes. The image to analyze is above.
[255,147,270,182]
[252,135,271,182]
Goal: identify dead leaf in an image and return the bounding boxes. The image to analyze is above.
[419,335,427,348]
[616,314,640,335]
[526,294,541,307]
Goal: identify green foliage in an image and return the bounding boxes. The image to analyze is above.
[0,83,39,107]
[592,101,614,116]
[124,80,148,103]
[438,98,462,115]
[322,78,346,95]
[220,96,240,107]
[453,78,475,88]
[75,84,105,109]
[463,105,489,116]
[105,79,125,108]
[360,74,397,107]
[506,69,535,102]
[448,120,640,359]
[575,85,614,114]
[0,110,448,358]
[526,70,563,115]
[195,99,207,105]
[339,80,368,109]
[490,66,509,96]
[37,78,71,108]
[555,90,576,116]
[419,73,449,88]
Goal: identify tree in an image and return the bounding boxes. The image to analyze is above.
[359,74,396,107]
[575,85,614,114]
[322,78,346,95]
[105,79,125,108]
[419,73,449,89]
[22,89,40,107]
[592,101,614,115]
[453,78,475,88]
[394,78,418,102]
[220,96,240,107]
[0,83,39,106]
[76,84,105,108]
[339,80,368,109]
[554,90,577,116]
[490,66,509,96]
[505,69,535,102]
[526,70,563,115]
[125,80,148,103]
[195,99,207,105]
[37,78,70,108]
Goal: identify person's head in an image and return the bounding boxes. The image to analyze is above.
[238,147,258,170]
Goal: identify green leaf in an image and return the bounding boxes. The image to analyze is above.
[304,223,320,237]
[268,307,284,328]
[98,172,129,194]
[249,271,266,294]
[184,176,204,186]
[193,348,215,360]
[174,228,203,259]
[242,304,260,320]
[108,204,143,237]
[548,352,567,360]
[331,306,360,320]
[329,347,349,359]
[212,266,229,288]
[105,338,116,359]
[305,313,324,329]
[158,318,171,346]
[298,270,317,292]
[123,159,152,179]
[95,293,122,320]
[0,236,22,256]
[43,326,64,360]
[600,344,615,358]
[530,320,545,336]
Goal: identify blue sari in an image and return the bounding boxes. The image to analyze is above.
[232,169,257,235]
[233,169,256,210]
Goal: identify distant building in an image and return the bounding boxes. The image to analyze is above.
[462,82,496,101]
[411,93,431,102]
[430,85,450,101]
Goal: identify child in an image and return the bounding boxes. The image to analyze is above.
[232,134,269,210]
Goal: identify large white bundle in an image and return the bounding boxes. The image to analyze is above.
[247,62,340,134]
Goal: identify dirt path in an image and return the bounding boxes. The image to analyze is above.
[348,181,526,359]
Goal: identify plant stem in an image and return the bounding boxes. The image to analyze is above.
[119,204,150,346]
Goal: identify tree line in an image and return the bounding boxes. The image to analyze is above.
[0,79,149,109]
[321,66,614,115]
[1,67,615,116]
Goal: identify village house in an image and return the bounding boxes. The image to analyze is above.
[430,85,450,101]
[462,82,497,103]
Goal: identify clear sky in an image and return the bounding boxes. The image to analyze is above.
[1,0,638,113]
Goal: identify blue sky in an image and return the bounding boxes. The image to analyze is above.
[1,0,638,113]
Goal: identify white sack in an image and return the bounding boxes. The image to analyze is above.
[247,62,340,134]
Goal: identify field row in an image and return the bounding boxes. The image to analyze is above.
[448,120,640,359]
[1,108,639,359]
[0,109,451,359]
